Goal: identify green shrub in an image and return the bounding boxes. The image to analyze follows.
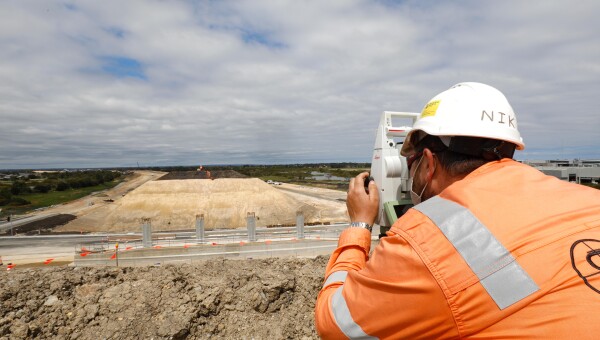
[9,197,31,206]
[10,181,31,195]
[0,188,11,200]
[56,181,70,191]
[33,184,51,193]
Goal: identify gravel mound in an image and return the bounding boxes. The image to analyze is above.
[0,256,328,339]
[77,178,326,231]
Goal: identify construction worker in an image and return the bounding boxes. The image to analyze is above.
[315,82,600,339]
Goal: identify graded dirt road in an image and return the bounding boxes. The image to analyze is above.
[31,170,166,222]
[273,183,348,223]
[0,256,328,339]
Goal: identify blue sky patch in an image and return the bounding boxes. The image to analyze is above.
[203,22,287,49]
[100,56,146,80]
[105,27,125,38]
[64,3,77,11]
[241,30,287,49]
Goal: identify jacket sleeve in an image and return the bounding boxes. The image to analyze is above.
[315,227,459,339]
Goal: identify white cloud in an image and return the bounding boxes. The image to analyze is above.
[0,0,599,168]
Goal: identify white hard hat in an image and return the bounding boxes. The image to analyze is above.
[400,82,524,156]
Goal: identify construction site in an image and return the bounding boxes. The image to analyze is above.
[3,162,597,339]
[0,168,357,339]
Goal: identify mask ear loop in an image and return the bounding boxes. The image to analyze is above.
[427,153,437,185]
[416,152,437,200]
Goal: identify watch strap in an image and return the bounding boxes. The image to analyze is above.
[349,221,372,232]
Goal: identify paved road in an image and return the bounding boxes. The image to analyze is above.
[0,234,109,265]
[0,234,108,249]
[0,213,60,232]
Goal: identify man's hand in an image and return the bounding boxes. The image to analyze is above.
[347,172,379,226]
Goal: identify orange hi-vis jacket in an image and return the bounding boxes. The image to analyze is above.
[315,159,600,339]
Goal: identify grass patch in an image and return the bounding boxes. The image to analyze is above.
[0,179,123,217]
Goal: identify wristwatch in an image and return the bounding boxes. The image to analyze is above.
[349,221,372,232]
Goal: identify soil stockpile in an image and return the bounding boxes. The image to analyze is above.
[0,256,328,339]
[60,178,340,232]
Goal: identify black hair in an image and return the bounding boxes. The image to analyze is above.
[413,134,516,177]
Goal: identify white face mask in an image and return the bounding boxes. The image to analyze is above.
[408,154,433,205]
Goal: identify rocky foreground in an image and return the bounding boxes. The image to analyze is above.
[0,256,329,339]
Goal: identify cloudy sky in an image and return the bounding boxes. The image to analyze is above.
[0,1,598,169]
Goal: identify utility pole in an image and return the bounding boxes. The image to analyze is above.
[9,214,13,236]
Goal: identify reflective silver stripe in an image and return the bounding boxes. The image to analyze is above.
[331,286,378,339]
[414,196,539,309]
[323,270,348,288]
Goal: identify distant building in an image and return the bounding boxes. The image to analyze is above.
[32,170,62,174]
[524,159,600,184]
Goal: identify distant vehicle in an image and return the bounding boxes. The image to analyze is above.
[266,180,282,185]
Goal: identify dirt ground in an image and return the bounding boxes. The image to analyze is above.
[0,172,344,339]
[0,256,328,339]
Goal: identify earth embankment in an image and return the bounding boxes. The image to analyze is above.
[59,178,347,232]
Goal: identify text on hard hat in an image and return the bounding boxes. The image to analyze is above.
[481,110,516,128]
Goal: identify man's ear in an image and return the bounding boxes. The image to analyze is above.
[423,148,437,182]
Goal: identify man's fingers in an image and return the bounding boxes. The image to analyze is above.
[352,172,369,192]
[358,172,369,181]
[368,180,379,203]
